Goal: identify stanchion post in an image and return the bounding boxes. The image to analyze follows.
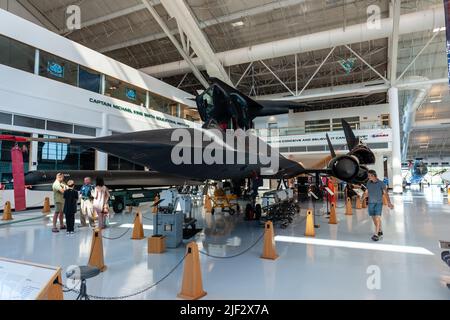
[261,221,278,260]
[1,201,13,221]
[305,209,315,237]
[178,242,207,300]
[88,228,107,272]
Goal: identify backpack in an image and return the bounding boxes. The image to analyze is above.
[81,184,93,198]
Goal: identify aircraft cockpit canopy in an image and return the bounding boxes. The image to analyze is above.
[196,84,251,131]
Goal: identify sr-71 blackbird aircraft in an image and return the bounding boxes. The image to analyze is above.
[2,78,375,189]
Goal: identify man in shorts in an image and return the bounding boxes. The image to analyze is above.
[79,177,95,228]
[52,173,66,233]
[364,170,394,241]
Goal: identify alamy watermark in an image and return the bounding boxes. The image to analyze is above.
[367,4,381,30]
[66,5,81,31]
[170,128,280,175]
[366,265,381,290]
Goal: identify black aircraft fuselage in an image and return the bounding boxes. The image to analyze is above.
[71,128,306,181]
[3,78,374,185]
[24,170,202,190]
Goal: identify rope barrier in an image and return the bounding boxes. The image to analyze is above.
[142,214,153,221]
[57,253,188,300]
[101,215,137,240]
[199,231,265,259]
[101,228,132,240]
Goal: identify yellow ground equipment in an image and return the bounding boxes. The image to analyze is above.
[210,188,240,215]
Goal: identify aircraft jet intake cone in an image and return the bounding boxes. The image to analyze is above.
[330,155,359,181]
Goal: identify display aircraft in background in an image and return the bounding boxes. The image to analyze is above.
[405,159,429,184]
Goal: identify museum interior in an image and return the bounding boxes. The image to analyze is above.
[0,0,449,303]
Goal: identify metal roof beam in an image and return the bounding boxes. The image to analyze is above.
[140,0,209,88]
[15,0,60,33]
[141,7,444,78]
[60,2,161,35]
[97,0,306,53]
[159,0,232,85]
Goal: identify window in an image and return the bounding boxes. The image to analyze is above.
[0,130,31,189]
[108,155,145,171]
[74,125,96,137]
[39,50,78,86]
[305,119,330,133]
[332,117,359,131]
[42,142,68,161]
[0,130,30,186]
[289,146,307,152]
[0,34,35,73]
[104,76,146,106]
[47,120,73,134]
[37,134,95,170]
[0,112,12,125]
[381,114,390,127]
[79,66,101,93]
[307,145,326,152]
[367,142,389,149]
[14,115,45,129]
[149,92,177,115]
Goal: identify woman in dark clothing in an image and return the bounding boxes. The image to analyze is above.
[63,180,79,234]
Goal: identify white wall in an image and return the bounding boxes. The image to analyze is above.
[288,104,389,128]
[253,114,289,129]
[253,104,389,129]
[0,65,198,134]
[0,8,196,109]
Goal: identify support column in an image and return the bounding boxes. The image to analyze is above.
[387,155,394,189]
[34,49,39,75]
[95,113,109,170]
[388,87,403,193]
[369,152,385,182]
[177,103,182,118]
[29,133,38,171]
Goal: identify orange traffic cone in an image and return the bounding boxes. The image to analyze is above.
[304,209,315,237]
[178,242,207,300]
[1,201,12,221]
[362,197,367,208]
[42,197,51,214]
[382,193,388,206]
[261,221,278,260]
[329,202,337,224]
[204,194,212,213]
[345,197,353,215]
[152,195,159,214]
[131,211,145,240]
[88,228,107,272]
[356,197,362,209]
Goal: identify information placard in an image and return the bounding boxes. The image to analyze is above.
[0,257,63,300]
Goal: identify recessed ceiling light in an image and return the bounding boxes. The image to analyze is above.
[430,99,442,103]
[231,21,244,27]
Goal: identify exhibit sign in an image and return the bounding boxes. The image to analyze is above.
[0,257,63,300]
[262,128,392,148]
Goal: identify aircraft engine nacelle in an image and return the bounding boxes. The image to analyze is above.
[352,165,369,184]
[328,155,360,182]
[348,145,375,165]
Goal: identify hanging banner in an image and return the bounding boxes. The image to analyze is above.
[444,0,450,85]
[11,146,26,211]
